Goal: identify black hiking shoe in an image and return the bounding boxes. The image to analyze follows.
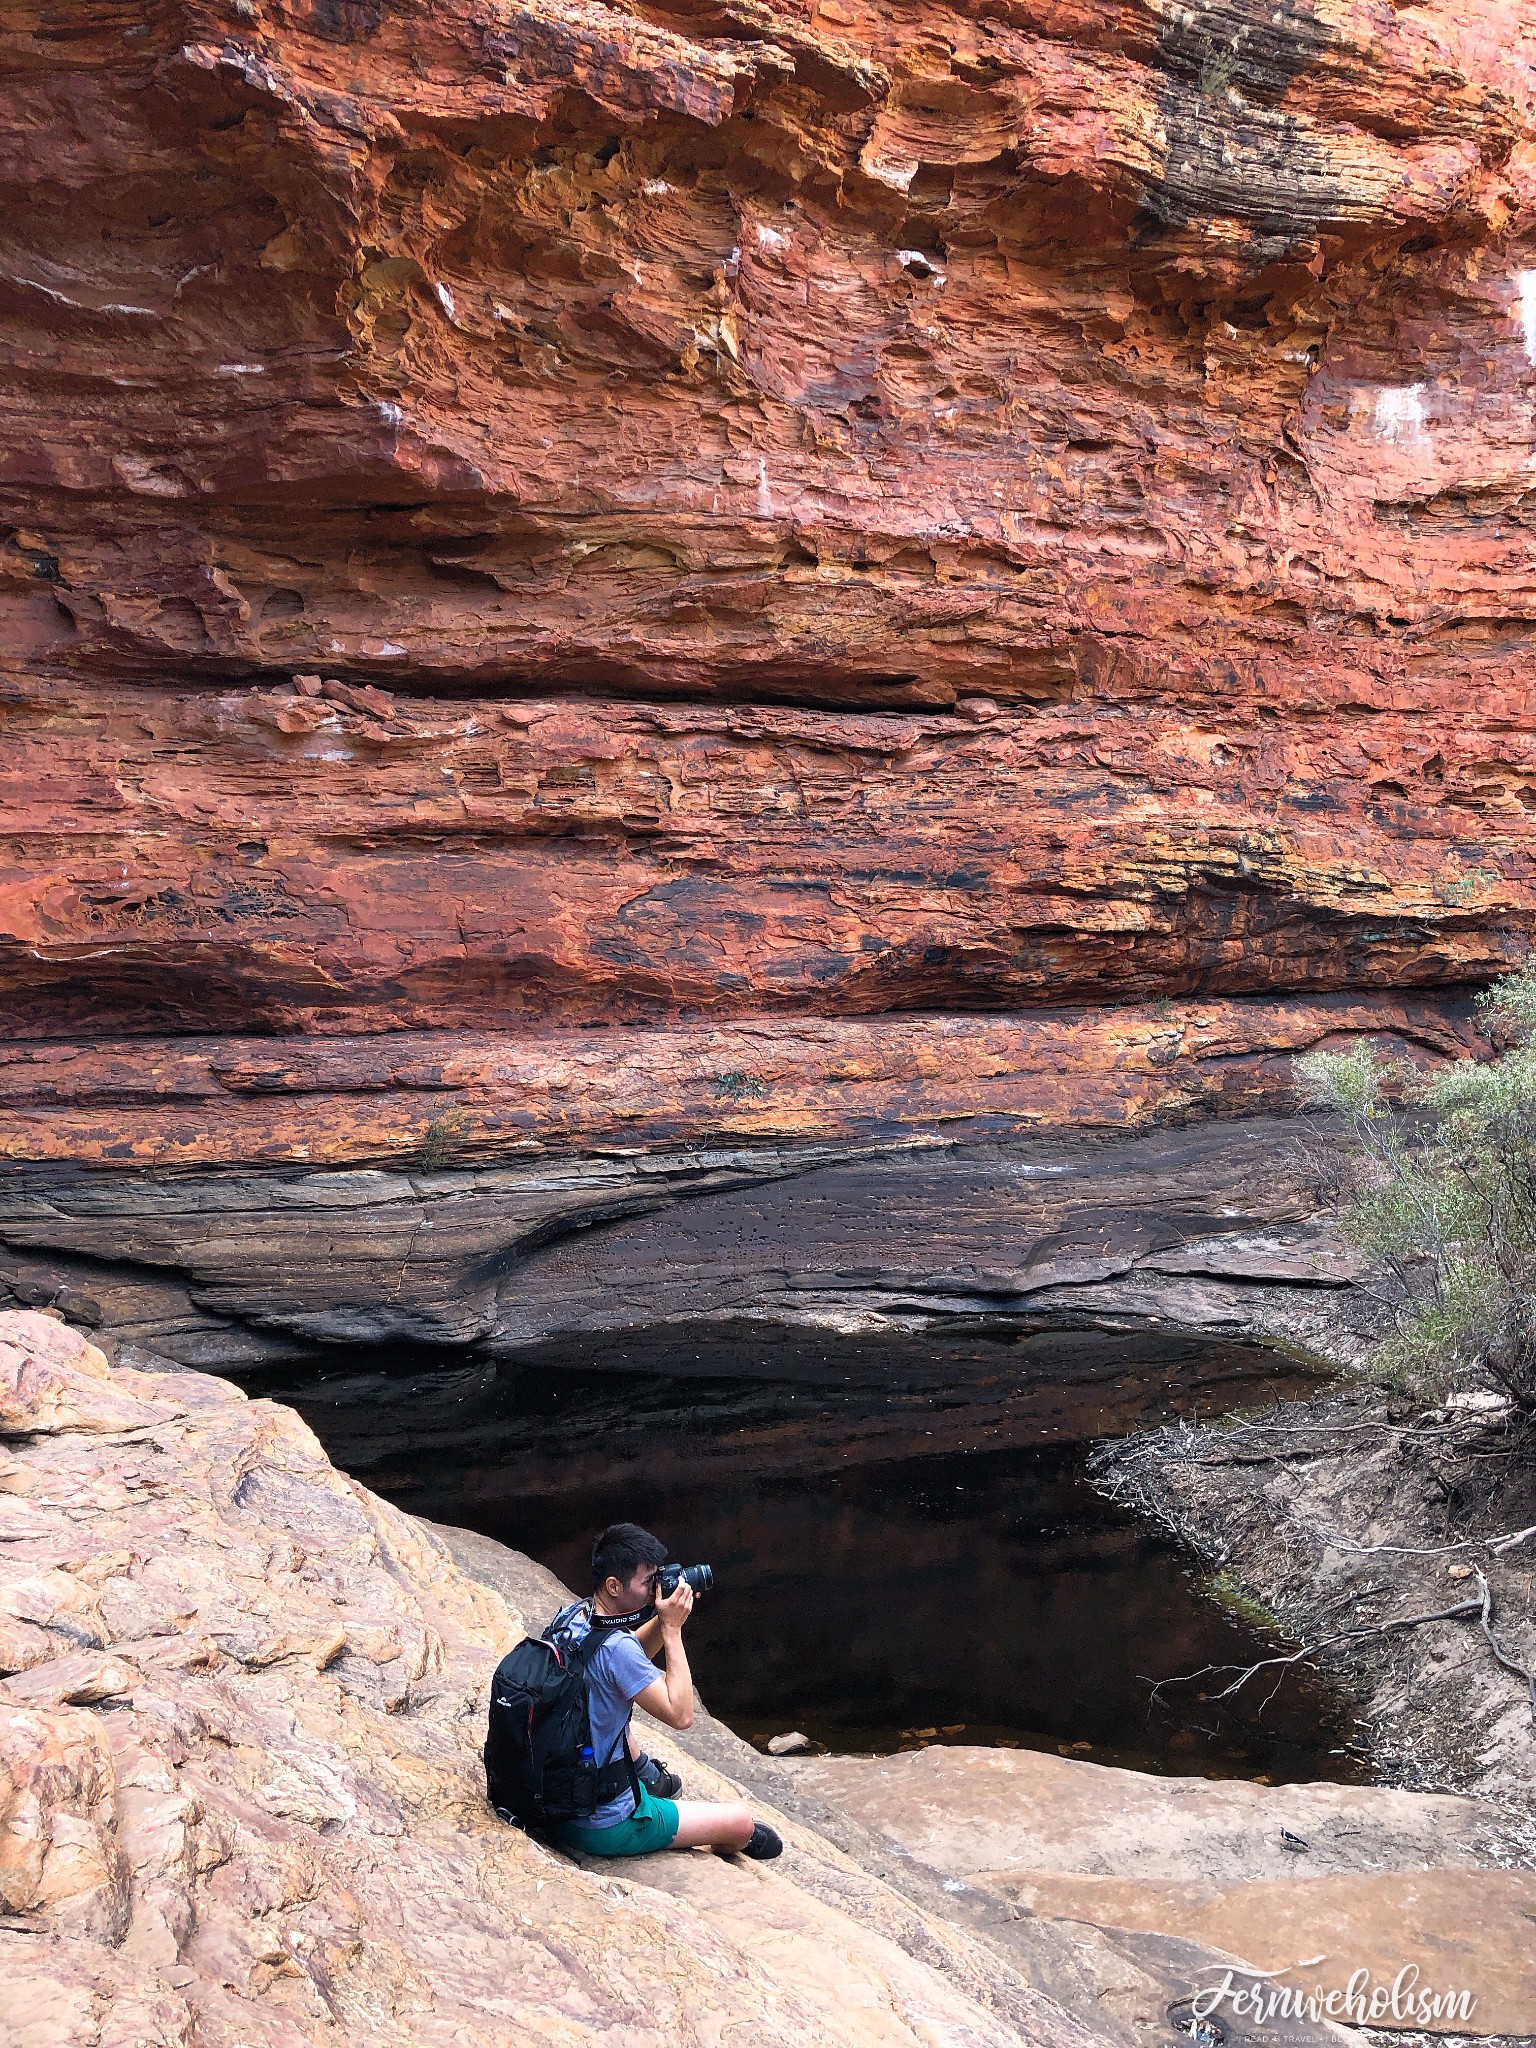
[636,1754,683,1800]
[741,1822,783,1860]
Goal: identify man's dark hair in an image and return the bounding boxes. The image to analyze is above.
[591,1522,667,1591]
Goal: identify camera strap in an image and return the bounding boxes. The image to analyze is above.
[588,1603,654,1634]
[552,1597,653,1642]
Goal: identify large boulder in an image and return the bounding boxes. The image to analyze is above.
[0,1311,1093,2048]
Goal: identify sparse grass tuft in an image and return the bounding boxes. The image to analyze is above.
[1296,962,1536,1420]
[417,1105,474,1171]
[712,1071,770,1101]
[1205,1571,1284,1634]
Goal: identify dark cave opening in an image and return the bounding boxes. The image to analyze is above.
[249,1319,1368,1782]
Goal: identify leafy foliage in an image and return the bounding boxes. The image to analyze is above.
[1296,966,1536,1417]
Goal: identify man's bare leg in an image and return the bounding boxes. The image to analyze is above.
[669,1799,755,1850]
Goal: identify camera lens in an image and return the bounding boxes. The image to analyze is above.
[658,1563,713,1599]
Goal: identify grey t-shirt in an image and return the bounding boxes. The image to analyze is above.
[565,1611,660,1827]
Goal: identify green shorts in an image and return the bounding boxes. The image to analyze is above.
[554,1780,680,1858]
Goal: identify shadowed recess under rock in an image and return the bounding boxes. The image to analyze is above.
[249,1321,1368,1782]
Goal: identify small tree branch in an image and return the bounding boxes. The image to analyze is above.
[1147,1597,1484,1709]
[1220,1414,1448,1442]
[1153,1578,1536,1728]
[1158,1446,1338,1469]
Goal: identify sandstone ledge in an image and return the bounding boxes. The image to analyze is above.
[791,1746,1536,2037]
[1,1116,1374,1368]
[0,994,1483,1172]
[0,1309,1093,2048]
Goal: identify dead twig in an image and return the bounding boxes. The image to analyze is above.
[1152,1575,1536,1727]
[1219,1414,1450,1441]
[1317,1580,1386,1614]
[1472,1568,1536,1723]
[1157,1446,1337,1469]
[1310,1521,1536,1560]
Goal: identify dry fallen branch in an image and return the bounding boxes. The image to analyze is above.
[1099,1409,1473,1483]
[1220,1414,1449,1441]
[1157,1446,1337,1469]
[1151,1575,1536,1727]
[1472,1567,1536,1718]
[1147,1596,1483,1711]
[1312,1521,1536,1561]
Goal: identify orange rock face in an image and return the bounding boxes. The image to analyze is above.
[3,0,1536,1158]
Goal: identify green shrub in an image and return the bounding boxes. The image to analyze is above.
[418,1104,474,1171]
[712,1071,769,1101]
[1296,964,1536,1418]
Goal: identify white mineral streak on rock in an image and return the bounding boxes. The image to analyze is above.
[1372,382,1427,441]
[1517,271,1536,366]
[0,1311,1085,2048]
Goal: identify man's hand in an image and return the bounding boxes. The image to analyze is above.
[635,1579,697,1730]
[655,1577,694,1634]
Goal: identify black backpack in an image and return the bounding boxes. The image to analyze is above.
[484,1604,641,1830]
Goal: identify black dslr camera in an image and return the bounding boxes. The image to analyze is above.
[657,1562,713,1599]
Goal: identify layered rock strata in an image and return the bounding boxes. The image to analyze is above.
[0,1118,1373,1364]
[3,681,1532,1046]
[4,0,1536,1197]
[0,995,1487,1171]
[6,0,1535,723]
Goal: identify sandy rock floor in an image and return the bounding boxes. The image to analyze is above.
[791,1747,1536,2037]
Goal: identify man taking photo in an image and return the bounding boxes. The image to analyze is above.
[547,1522,783,1861]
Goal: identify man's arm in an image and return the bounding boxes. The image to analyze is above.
[631,1579,695,1731]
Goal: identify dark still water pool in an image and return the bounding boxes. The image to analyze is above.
[249,1322,1367,1782]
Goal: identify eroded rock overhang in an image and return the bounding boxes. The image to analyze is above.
[3,0,1535,1357]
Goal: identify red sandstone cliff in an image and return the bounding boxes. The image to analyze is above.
[3,0,1536,1164]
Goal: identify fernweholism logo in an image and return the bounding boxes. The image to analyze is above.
[1186,1958,1476,2030]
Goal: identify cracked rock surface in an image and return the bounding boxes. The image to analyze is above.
[0,1308,1103,2048]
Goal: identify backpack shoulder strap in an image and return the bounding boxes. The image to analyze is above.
[548,1603,647,1815]
[569,1632,608,1672]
